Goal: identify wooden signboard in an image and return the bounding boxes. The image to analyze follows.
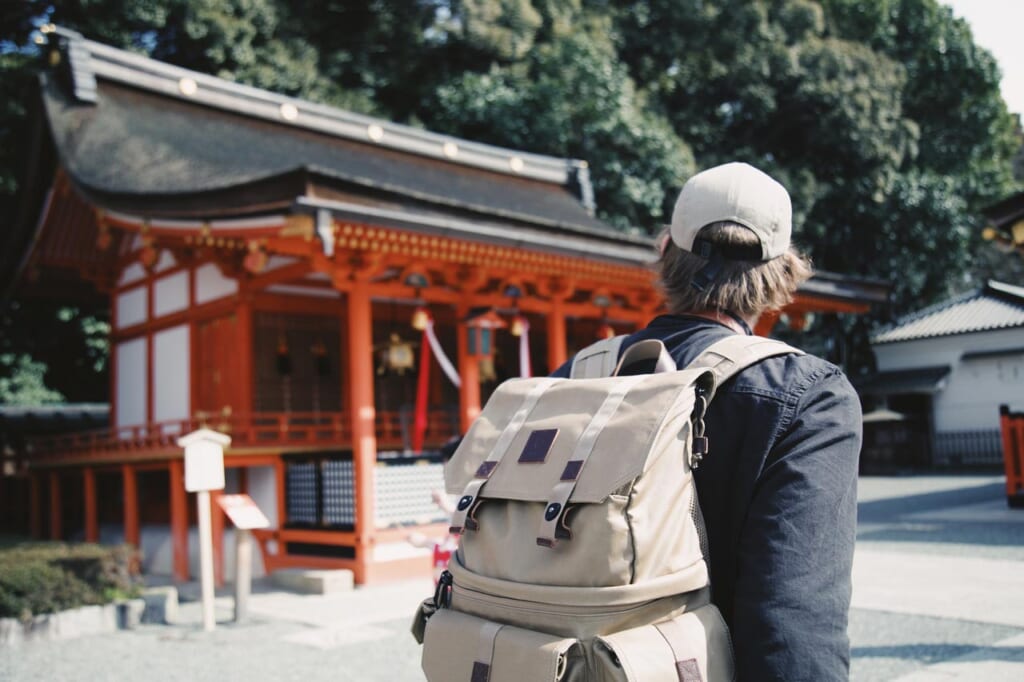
[217,493,270,529]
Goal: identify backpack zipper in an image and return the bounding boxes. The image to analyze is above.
[434,570,453,609]
[451,577,681,621]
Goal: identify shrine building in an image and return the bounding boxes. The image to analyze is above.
[0,29,888,584]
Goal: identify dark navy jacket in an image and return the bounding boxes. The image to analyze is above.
[553,315,861,682]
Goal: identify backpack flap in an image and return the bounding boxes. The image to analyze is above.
[445,370,712,533]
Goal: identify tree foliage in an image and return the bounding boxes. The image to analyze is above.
[0,301,109,405]
[0,0,1020,399]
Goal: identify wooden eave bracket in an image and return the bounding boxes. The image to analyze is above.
[540,276,576,300]
[453,265,490,294]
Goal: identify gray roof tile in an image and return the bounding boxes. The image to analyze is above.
[872,281,1024,344]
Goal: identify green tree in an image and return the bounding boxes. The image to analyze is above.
[611,0,1019,315]
[424,16,695,229]
[1,0,1021,396]
[0,300,109,404]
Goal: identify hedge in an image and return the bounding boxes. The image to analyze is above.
[0,542,142,622]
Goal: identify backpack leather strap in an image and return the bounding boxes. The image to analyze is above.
[654,618,705,682]
[450,378,557,535]
[536,373,648,548]
[684,335,802,387]
[470,620,503,682]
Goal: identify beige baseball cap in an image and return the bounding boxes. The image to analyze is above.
[669,162,792,261]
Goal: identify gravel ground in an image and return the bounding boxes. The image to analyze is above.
[2,475,1022,681]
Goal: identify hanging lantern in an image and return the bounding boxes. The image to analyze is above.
[411,305,430,331]
[464,309,507,359]
[597,321,616,340]
[479,356,498,383]
[276,335,292,375]
[510,313,527,337]
[311,338,330,376]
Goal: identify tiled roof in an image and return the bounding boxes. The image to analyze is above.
[871,281,1024,344]
[38,27,610,237]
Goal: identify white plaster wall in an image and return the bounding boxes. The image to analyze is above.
[248,466,278,528]
[195,263,238,304]
[873,328,1024,371]
[118,263,147,286]
[153,271,189,318]
[154,250,177,272]
[934,352,1024,431]
[116,286,148,329]
[874,328,1024,432]
[116,338,147,427]
[265,255,299,271]
[153,325,190,425]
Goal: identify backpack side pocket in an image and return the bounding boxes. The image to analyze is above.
[411,597,437,645]
[422,608,581,682]
[592,603,735,682]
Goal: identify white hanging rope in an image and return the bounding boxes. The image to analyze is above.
[519,318,532,378]
[425,319,462,388]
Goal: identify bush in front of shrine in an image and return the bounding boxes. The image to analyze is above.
[0,542,142,622]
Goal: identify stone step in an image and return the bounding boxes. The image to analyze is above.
[271,568,354,595]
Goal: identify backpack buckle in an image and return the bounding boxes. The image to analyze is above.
[691,392,709,469]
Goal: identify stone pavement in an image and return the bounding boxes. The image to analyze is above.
[850,475,1024,681]
[2,475,1022,681]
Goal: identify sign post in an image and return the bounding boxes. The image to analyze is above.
[177,428,230,632]
[217,494,270,622]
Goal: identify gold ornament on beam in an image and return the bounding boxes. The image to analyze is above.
[96,222,112,251]
[244,240,268,273]
[138,234,158,268]
[376,333,417,376]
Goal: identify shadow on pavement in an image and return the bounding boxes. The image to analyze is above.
[853,644,1024,664]
[857,520,1024,548]
[857,481,1005,524]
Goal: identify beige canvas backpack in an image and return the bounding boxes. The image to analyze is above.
[413,334,801,681]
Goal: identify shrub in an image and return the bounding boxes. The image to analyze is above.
[0,542,142,621]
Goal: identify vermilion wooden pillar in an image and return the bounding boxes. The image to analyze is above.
[48,471,62,540]
[83,467,98,542]
[754,310,781,337]
[169,459,189,582]
[347,278,377,583]
[457,305,481,434]
[547,297,568,373]
[211,488,225,587]
[274,456,287,530]
[29,473,42,538]
[122,464,140,547]
[236,297,254,416]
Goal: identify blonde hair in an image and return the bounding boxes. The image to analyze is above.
[657,222,812,318]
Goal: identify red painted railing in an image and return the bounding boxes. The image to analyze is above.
[25,409,459,464]
[1000,405,1024,508]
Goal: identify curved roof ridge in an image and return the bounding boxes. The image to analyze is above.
[47,26,592,196]
[871,283,1024,344]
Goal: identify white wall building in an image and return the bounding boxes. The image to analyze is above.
[866,281,1024,467]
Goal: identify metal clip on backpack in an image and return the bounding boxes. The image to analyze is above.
[413,334,800,681]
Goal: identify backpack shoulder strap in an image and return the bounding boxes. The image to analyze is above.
[685,335,803,386]
[569,335,627,379]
